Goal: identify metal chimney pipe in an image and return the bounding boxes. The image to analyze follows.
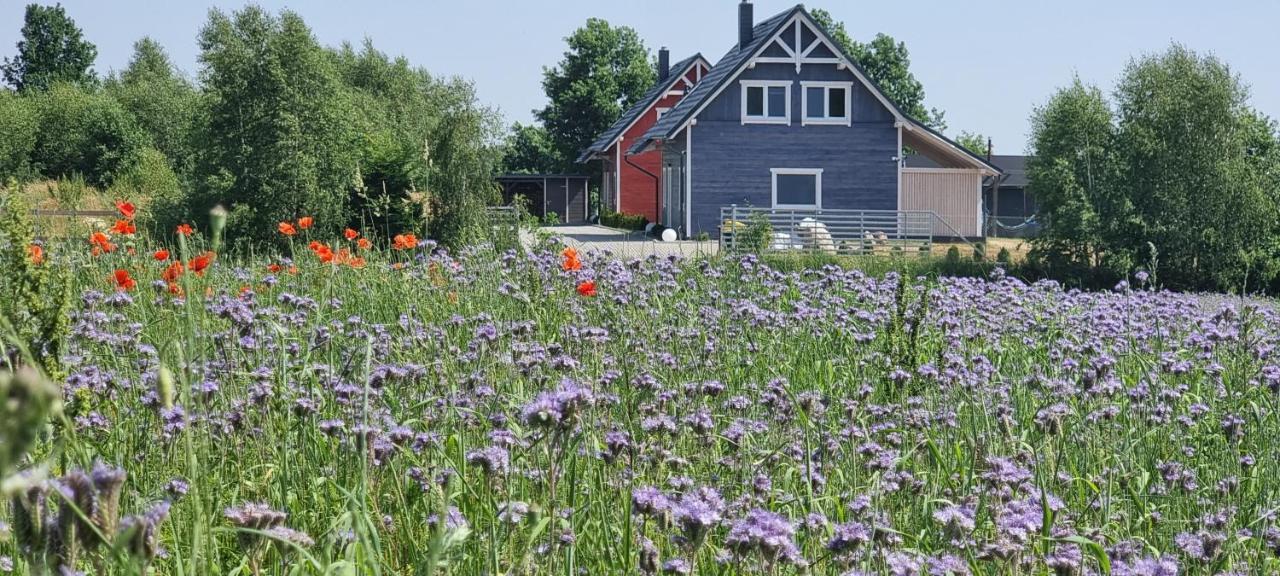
[658,47,670,81]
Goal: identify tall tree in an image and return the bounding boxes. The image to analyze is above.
[536,18,654,174]
[1026,78,1118,270]
[956,131,989,157]
[2,3,98,91]
[106,38,198,173]
[503,122,558,174]
[811,9,944,129]
[194,6,360,242]
[1112,45,1280,289]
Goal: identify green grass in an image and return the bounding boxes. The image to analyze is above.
[2,228,1279,575]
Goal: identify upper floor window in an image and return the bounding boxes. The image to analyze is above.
[801,81,852,126]
[741,80,791,125]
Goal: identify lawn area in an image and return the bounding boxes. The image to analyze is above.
[3,220,1279,575]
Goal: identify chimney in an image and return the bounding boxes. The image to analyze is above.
[739,1,754,48]
[658,47,670,81]
[986,137,993,161]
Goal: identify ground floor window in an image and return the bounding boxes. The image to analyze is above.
[771,168,823,209]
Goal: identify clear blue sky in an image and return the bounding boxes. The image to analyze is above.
[3,0,1277,154]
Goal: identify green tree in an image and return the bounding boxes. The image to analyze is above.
[0,92,40,180]
[536,18,654,174]
[2,3,98,91]
[105,37,198,173]
[1112,45,1280,289]
[332,40,503,244]
[811,9,944,129]
[503,122,558,174]
[30,82,147,186]
[193,6,360,243]
[1026,78,1119,270]
[956,131,988,156]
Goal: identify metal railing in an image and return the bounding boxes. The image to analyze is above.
[719,205,938,256]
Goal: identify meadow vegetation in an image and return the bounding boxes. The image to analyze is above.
[2,200,1279,575]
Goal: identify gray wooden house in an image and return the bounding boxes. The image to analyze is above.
[628,2,1001,239]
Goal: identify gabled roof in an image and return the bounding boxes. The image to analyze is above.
[575,53,709,163]
[628,6,801,155]
[627,4,1000,176]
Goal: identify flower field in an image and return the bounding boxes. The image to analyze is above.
[4,211,1280,575]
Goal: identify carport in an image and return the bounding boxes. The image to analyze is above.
[496,174,591,224]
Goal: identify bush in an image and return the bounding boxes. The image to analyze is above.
[110,147,186,239]
[31,83,147,187]
[972,242,986,262]
[600,211,647,230]
[0,93,39,182]
[736,211,774,254]
[997,247,1012,264]
[944,245,961,265]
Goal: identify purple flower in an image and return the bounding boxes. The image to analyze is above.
[724,508,803,564]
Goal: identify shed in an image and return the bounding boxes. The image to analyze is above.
[496,174,591,224]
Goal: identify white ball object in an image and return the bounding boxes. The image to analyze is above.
[660,228,677,242]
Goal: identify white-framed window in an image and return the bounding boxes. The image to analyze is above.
[771,168,823,209]
[801,81,852,126]
[741,80,791,125]
[655,107,670,120]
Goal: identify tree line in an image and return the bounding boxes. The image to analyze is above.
[0,4,503,247]
[1027,45,1280,293]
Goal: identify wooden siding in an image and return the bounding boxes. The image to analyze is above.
[614,66,702,222]
[900,168,982,237]
[687,62,898,238]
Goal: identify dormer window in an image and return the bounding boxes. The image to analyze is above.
[741,80,791,125]
[801,82,852,126]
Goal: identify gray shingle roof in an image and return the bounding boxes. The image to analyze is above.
[628,5,802,155]
[575,53,708,163]
[626,3,1001,176]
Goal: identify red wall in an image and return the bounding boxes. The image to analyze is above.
[609,68,700,224]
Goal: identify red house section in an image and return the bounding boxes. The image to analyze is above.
[596,53,709,224]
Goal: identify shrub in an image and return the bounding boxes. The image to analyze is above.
[997,247,1012,264]
[944,245,961,264]
[972,242,986,262]
[600,211,647,230]
[542,211,560,225]
[110,147,186,240]
[31,83,147,187]
[0,92,39,182]
[736,212,774,254]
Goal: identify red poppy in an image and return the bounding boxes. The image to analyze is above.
[297,216,314,230]
[115,200,136,220]
[161,261,184,283]
[188,251,215,276]
[562,247,582,272]
[392,233,417,250]
[153,249,170,261]
[167,282,183,296]
[267,263,282,273]
[110,219,136,235]
[576,280,597,297]
[344,228,359,240]
[111,269,137,291]
[27,244,44,265]
[278,221,297,236]
[89,231,115,255]
[176,223,194,236]
[356,238,372,250]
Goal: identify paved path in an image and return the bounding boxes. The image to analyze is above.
[532,224,718,259]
